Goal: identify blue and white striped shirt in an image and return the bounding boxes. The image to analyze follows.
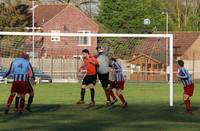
[5,58,32,82]
[111,61,124,81]
[178,67,193,87]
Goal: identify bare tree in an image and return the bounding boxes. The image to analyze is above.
[167,0,200,30]
[58,0,98,17]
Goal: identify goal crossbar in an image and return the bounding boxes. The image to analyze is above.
[0,31,174,106]
[0,31,172,38]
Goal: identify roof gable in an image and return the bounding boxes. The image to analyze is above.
[182,35,200,59]
[35,5,67,26]
[66,4,98,28]
[35,4,98,28]
[127,54,161,64]
[173,32,200,55]
[134,32,200,62]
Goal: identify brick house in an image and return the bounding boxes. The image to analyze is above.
[26,4,99,58]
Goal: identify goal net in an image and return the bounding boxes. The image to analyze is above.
[0,31,174,106]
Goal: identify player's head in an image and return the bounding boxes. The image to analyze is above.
[177,60,184,67]
[110,57,117,62]
[96,46,104,53]
[17,51,25,58]
[24,53,30,61]
[82,49,90,58]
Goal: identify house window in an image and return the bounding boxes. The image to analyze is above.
[51,30,60,42]
[63,25,69,32]
[78,30,91,46]
[135,64,141,71]
[153,64,157,69]
[159,64,163,69]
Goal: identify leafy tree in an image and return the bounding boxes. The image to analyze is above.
[97,0,167,33]
[0,3,31,57]
[97,37,142,59]
[96,0,167,59]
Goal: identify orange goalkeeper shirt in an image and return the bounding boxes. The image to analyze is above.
[83,56,98,76]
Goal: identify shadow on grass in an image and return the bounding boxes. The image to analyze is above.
[33,104,61,113]
[83,104,105,110]
[0,103,200,131]
[0,104,61,123]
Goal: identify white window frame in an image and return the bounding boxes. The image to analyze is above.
[77,30,91,46]
[51,30,60,42]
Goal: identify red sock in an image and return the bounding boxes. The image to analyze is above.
[109,90,116,100]
[19,97,25,112]
[6,95,15,107]
[184,99,192,112]
[104,89,111,101]
[118,94,125,104]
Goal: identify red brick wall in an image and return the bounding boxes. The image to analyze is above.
[42,5,99,57]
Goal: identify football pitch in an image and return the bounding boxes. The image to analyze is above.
[0,83,200,131]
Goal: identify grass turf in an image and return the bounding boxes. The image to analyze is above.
[0,82,200,131]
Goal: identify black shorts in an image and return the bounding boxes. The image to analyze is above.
[98,73,109,88]
[82,75,97,86]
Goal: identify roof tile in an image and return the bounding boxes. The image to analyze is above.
[35,5,67,26]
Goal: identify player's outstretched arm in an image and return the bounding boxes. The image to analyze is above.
[28,62,35,81]
[3,62,13,78]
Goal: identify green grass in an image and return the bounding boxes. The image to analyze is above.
[0,82,200,131]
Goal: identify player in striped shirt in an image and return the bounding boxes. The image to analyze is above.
[3,52,34,114]
[109,57,127,108]
[177,60,194,114]
[15,54,35,112]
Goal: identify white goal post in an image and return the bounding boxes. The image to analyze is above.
[0,31,174,106]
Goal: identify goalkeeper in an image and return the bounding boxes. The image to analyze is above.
[96,46,117,105]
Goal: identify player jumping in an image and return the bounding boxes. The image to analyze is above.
[96,46,117,106]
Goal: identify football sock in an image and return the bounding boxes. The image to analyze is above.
[19,97,25,111]
[118,94,126,104]
[90,88,95,102]
[110,89,116,100]
[81,88,85,101]
[184,98,192,112]
[27,95,34,108]
[15,96,20,109]
[104,89,110,101]
[6,95,15,108]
